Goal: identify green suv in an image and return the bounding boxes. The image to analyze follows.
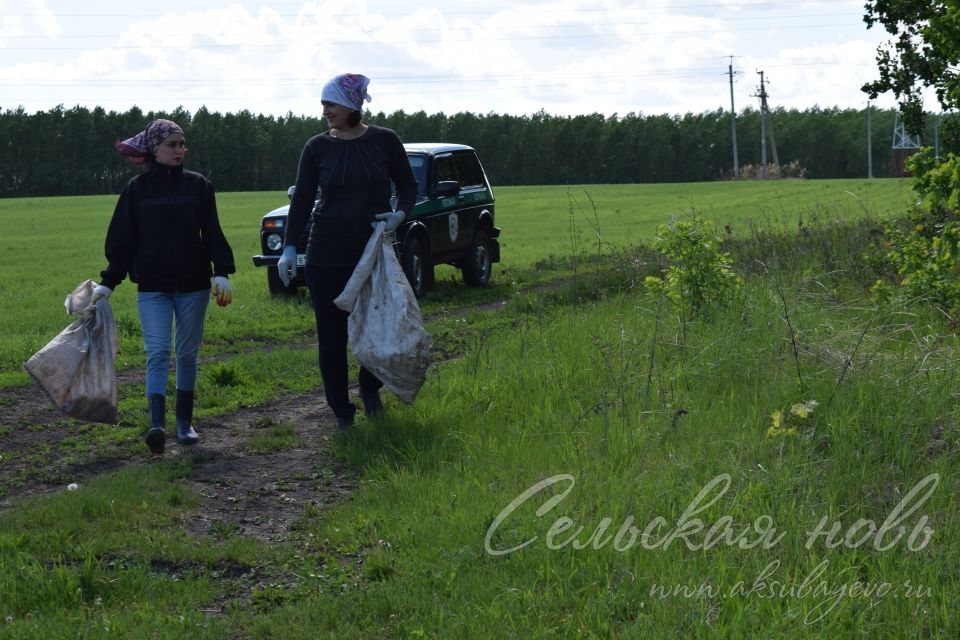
[252,142,500,298]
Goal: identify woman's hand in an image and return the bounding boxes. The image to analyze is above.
[277,245,298,286]
[212,276,233,307]
[91,284,112,304]
[374,210,405,232]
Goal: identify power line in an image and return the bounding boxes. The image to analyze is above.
[0,1,865,19]
[0,61,877,87]
[0,21,868,50]
[0,13,862,40]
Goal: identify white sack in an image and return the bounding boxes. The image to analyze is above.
[24,279,119,424]
[334,222,431,404]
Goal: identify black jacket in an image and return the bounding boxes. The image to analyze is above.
[285,124,418,267]
[100,162,235,292]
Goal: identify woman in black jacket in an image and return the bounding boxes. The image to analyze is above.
[92,119,235,453]
[278,73,418,429]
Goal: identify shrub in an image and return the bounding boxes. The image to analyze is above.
[879,148,960,313]
[644,214,742,315]
[728,160,810,180]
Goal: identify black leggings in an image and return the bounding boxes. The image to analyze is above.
[305,264,383,419]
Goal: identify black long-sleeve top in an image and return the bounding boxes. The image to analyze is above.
[284,124,418,268]
[100,162,235,292]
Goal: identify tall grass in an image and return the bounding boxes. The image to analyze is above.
[233,270,956,637]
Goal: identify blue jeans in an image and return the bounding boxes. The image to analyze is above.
[137,290,210,396]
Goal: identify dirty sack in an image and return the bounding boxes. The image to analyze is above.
[23,279,119,423]
[334,221,431,404]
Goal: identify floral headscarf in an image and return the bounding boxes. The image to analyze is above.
[321,73,372,111]
[115,119,184,165]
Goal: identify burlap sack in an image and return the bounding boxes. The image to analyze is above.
[334,223,431,404]
[24,280,119,423]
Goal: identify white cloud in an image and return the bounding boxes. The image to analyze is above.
[0,0,929,117]
[0,0,60,42]
[31,0,60,36]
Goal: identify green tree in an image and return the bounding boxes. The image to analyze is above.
[875,148,960,313]
[862,2,960,316]
[0,103,904,196]
[862,0,960,134]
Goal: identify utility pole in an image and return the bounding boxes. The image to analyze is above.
[866,100,873,179]
[727,56,740,178]
[756,71,767,177]
[755,70,780,178]
[757,71,780,177]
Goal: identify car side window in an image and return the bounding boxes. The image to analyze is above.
[434,155,457,187]
[454,154,485,189]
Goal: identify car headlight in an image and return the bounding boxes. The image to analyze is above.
[266,233,283,251]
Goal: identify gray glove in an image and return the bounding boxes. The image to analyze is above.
[276,245,297,287]
[90,284,112,304]
[374,210,405,233]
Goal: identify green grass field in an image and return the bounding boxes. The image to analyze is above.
[0,179,912,387]
[498,179,912,262]
[3,177,955,638]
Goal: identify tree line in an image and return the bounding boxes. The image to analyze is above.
[0,103,943,197]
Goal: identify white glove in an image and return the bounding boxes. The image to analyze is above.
[91,284,112,304]
[277,245,297,287]
[212,276,233,307]
[374,210,405,233]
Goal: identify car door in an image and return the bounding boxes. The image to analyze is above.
[429,152,491,256]
[450,151,492,248]
[426,153,462,257]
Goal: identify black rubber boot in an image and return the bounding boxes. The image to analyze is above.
[175,388,199,446]
[359,386,384,419]
[145,394,166,454]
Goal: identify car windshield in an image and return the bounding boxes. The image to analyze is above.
[393,154,427,198]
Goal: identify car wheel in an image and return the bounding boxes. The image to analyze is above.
[267,266,296,296]
[462,230,492,287]
[401,236,433,298]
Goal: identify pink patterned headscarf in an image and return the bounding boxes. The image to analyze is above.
[321,73,372,111]
[115,119,184,165]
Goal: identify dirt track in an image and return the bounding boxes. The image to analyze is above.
[0,368,361,542]
[0,283,534,541]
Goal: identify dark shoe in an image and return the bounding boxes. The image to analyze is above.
[145,427,165,454]
[335,414,355,431]
[175,388,199,446]
[359,387,384,419]
[175,422,199,445]
[146,394,166,454]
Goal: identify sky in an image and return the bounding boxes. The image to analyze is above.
[0,0,930,120]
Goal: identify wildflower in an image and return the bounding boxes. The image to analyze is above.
[790,400,818,419]
[767,410,797,437]
[767,400,816,438]
[767,425,797,438]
